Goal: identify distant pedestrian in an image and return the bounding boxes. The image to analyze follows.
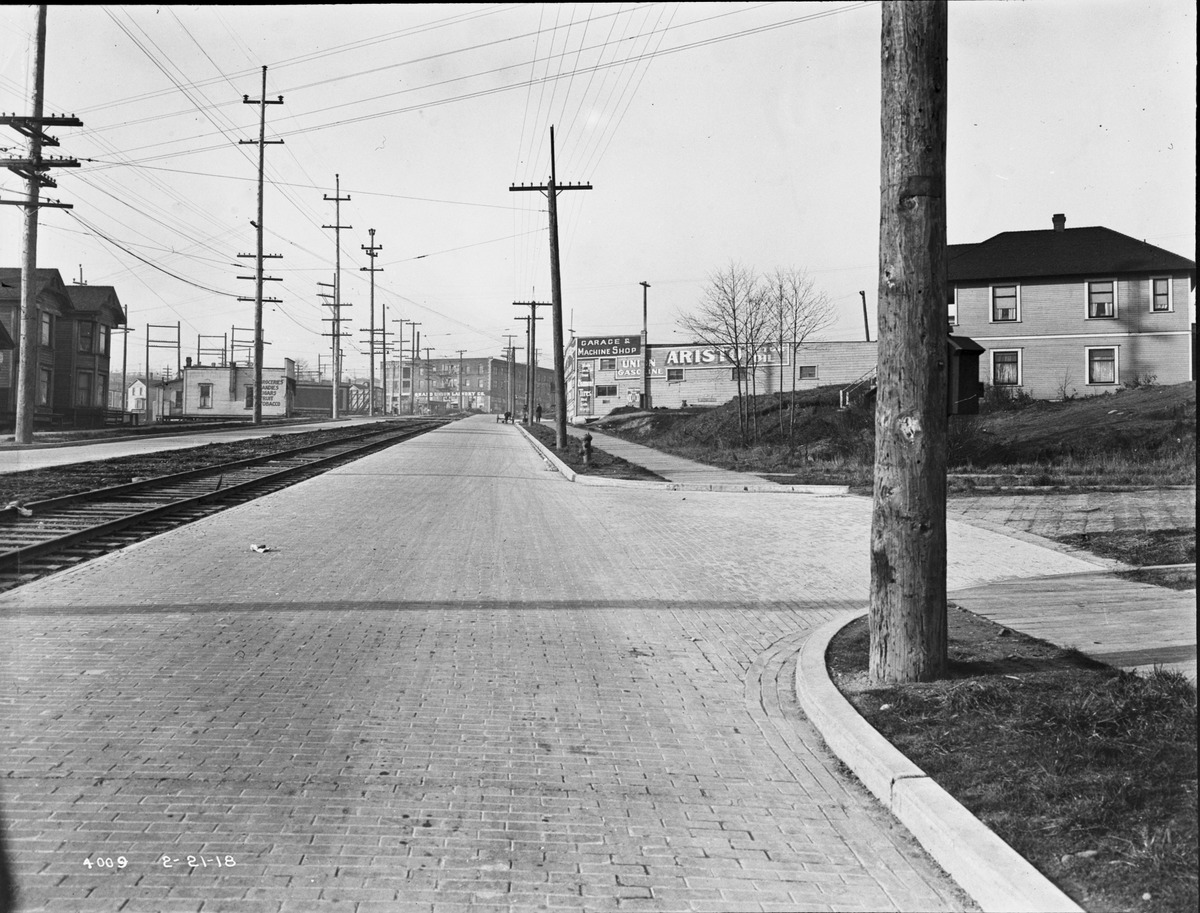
[535,404,543,423]
[521,406,528,423]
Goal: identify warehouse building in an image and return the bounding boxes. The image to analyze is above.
[565,334,878,423]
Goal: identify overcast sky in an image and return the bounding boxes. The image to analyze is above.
[1,2,1194,378]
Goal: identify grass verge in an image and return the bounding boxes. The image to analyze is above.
[1054,528,1196,591]
[522,422,666,482]
[828,606,1198,913]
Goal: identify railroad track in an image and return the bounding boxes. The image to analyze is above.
[0,419,446,593]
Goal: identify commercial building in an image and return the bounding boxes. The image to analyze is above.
[384,355,554,416]
[565,334,878,423]
[949,214,1196,398]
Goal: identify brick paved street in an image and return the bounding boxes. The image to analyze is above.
[1,415,1101,912]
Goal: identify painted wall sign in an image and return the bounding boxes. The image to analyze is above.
[662,344,789,368]
[577,336,642,358]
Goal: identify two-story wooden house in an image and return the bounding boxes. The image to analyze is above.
[0,267,70,424]
[949,214,1195,399]
[57,284,127,427]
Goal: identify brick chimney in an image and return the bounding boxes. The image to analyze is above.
[1052,213,1066,232]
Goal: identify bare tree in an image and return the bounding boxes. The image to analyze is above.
[679,263,761,444]
[768,267,833,442]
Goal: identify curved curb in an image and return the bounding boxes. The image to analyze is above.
[795,610,1083,913]
[515,425,847,495]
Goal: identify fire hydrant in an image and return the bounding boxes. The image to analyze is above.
[582,433,593,467]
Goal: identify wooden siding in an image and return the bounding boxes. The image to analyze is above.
[955,273,1192,398]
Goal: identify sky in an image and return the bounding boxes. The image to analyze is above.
[1,1,1195,380]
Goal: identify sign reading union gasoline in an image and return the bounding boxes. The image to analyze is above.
[577,335,642,358]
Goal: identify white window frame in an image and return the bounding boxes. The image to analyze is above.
[598,358,616,371]
[1084,278,1118,320]
[666,367,684,383]
[990,349,1022,387]
[947,287,959,328]
[798,365,818,380]
[1085,346,1119,386]
[198,383,213,409]
[1149,276,1173,313]
[989,284,1020,323]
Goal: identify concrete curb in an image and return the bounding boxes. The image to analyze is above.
[795,610,1083,913]
[515,425,848,495]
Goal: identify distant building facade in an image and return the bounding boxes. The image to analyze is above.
[384,355,554,415]
[949,214,1195,399]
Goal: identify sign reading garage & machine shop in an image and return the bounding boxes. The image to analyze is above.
[577,335,642,358]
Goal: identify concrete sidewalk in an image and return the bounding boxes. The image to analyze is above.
[0,414,396,474]
[560,423,846,493]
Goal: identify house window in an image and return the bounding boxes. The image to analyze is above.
[402,366,411,379]
[1087,347,1118,385]
[245,385,254,408]
[1087,280,1115,319]
[98,326,110,356]
[992,350,1021,387]
[667,368,684,382]
[199,383,213,408]
[39,311,53,347]
[37,367,52,405]
[731,367,748,381]
[991,286,1018,322]
[595,385,617,397]
[98,375,108,408]
[798,365,818,380]
[948,289,958,327]
[78,322,95,354]
[1151,277,1172,312]
[75,371,93,407]
[599,358,616,371]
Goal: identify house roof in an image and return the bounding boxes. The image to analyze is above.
[65,284,127,325]
[0,267,67,304]
[948,226,1196,283]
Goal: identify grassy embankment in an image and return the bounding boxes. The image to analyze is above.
[590,380,1197,491]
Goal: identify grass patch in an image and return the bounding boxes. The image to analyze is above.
[828,606,1198,913]
[523,422,665,482]
[1054,529,1196,590]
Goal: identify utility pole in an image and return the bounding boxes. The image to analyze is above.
[510,125,592,448]
[360,228,382,416]
[456,349,466,411]
[237,65,283,425]
[870,0,949,684]
[322,175,351,418]
[512,306,547,425]
[379,302,392,415]
[405,321,421,415]
[0,5,81,444]
[640,280,652,410]
[317,278,348,417]
[503,333,519,418]
[860,290,871,342]
[422,346,435,411]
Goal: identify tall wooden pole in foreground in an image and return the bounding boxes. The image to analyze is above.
[869,0,949,684]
